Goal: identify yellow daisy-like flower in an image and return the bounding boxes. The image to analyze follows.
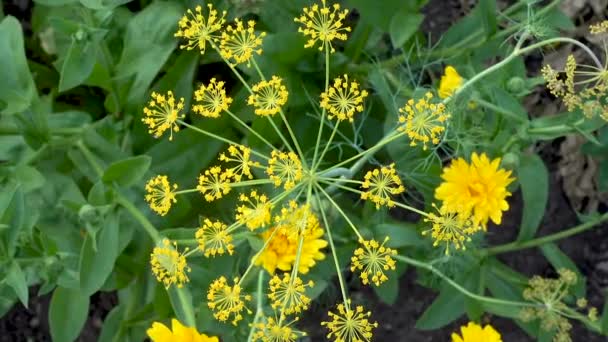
[397,92,450,150]
[451,322,502,342]
[320,74,368,122]
[219,144,260,181]
[435,152,515,228]
[207,276,252,325]
[247,76,289,116]
[423,204,480,255]
[268,274,314,315]
[256,224,327,274]
[220,19,266,66]
[438,65,463,99]
[175,4,226,54]
[150,239,190,289]
[197,166,232,202]
[350,237,397,287]
[360,163,405,209]
[266,150,303,190]
[294,0,351,53]
[321,301,377,342]
[252,315,303,342]
[192,78,232,118]
[142,91,185,141]
[144,175,178,216]
[235,190,272,230]
[196,218,234,257]
[147,319,219,342]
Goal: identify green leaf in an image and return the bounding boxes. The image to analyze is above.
[57,27,106,92]
[98,305,125,342]
[49,287,89,342]
[389,13,423,48]
[79,214,119,295]
[372,264,402,305]
[5,261,28,308]
[516,154,548,241]
[2,185,25,257]
[540,243,586,298]
[601,297,608,333]
[415,283,464,329]
[374,222,424,247]
[102,155,151,187]
[167,286,196,327]
[478,0,497,37]
[79,0,131,10]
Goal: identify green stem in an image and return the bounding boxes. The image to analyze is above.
[247,271,265,342]
[314,121,340,171]
[527,118,585,135]
[312,47,331,169]
[76,140,104,176]
[473,96,528,123]
[316,184,364,241]
[225,109,277,151]
[115,193,161,243]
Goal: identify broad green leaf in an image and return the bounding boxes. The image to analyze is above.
[57,27,107,92]
[372,263,405,305]
[167,286,196,327]
[5,261,28,308]
[415,283,464,330]
[14,165,45,193]
[540,243,585,298]
[102,155,151,186]
[49,287,89,342]
[2,186,25,257]
[516,154,548,241]
[374,222,424,247]
[478,0,497,37]
[98,305,125,342]
[389,13,423,48]
[79,0,131,10]
[79,214,119,295]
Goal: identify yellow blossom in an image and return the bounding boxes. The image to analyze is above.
[274,202,319,238]
[350,237,397,287]
[142,91,185,140]
[435,152,514,228]
[147,319,219,342]
[252,315,303,342]
[196,218,234,257]
[145,175,178,216]
[360,163,405,209]
[150,239,190,289]
[266,150,303,190]
[451,322,502,342]
[321,300,377,342]
[247,76,289,116]
[192,78,232,118]
[197,166,232,202]
[220,19,266,66]
[438,65,463,99]
[175,4,226,54]
[235,190,272,230]
[294,0,351,53]
[397,92,450,150]
[207,276,252,325]
[219,144,260,181]
[320,74,368,122]
[590,21,608,34]
[423,204,480,255]
[268,274,314,315]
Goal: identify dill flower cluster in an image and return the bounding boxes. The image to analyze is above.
[350,237,397,287]
[252,315,303,342]
[175,4,226,53]
[320,74,369,122]
[192,78,232,118]
[451,322,502,342]
[220,19,266,66]
[197,166,232,202]
[248,76,289,116]
[145,175,178,216]
[360,164,405,209]
[207,276,252,325]
[397,92,450,150]
[220,144,259,181]
[147,319,219,342]
[150,239,191,289]
[266,151,303,190]
[235,190,272,230]
[142,91,185,140]
[423,204,480,254]
[268,274,314,315]
[321,301,378,342]
[196,218,234,257]
[293,0,351,52]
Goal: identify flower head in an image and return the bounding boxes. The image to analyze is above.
[197,166,232,202]
[451,322,502,342]
[590,21,608,34]
[175,4,226,54]
[274,202,318,238]
[142,91,185,140]
[207,276,252,325]
[267,151,303,190]
[219,144,260,181]
[150,239,190,289]
[248,76,289,116]
[268,274,314,315]
[193,78,232,118]
[435,152,514,228]
[294,0,351,53]
[321,301,377,342]
[397,92,450,150]
[147,319,219,342]
[196,218,234,257]
[350,237,397,287]
[252,315,304,342]
[423,204,480,255]
[236,190,272,230]
[360,163,405,209]
[320,74,368,122]
[220,19,266,66]
[145,175,178,216]
[438,66,463,99]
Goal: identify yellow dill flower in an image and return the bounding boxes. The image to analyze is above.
[274,202,320,238]
[360,163,405,209]
[247,76,289,116]
[268,274,314,315]
[147,319,219,342]
[422,204,480,255]
[150,239,191,289]
[320,74,368,122]
[196,218,234,257]
[256,224,327,274]
[142,91,185,140]
[219,144,260,181]
[321,301,377,342]
[197,166,232,202]
[294,0,351,53]
[192,78,232,118]
[266,151,303,190]
[438,65,463,99]
[590,21,608,34]
[435,152,514,228]
[207,276,252,325]
[235,190,272,230]
[175,4,226,54]
[220,19,266,66]
[397,92,450,150]
[252,315,303,342]
[451,322,502,342]
[350,237,397,287]
[145,175,178,216]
